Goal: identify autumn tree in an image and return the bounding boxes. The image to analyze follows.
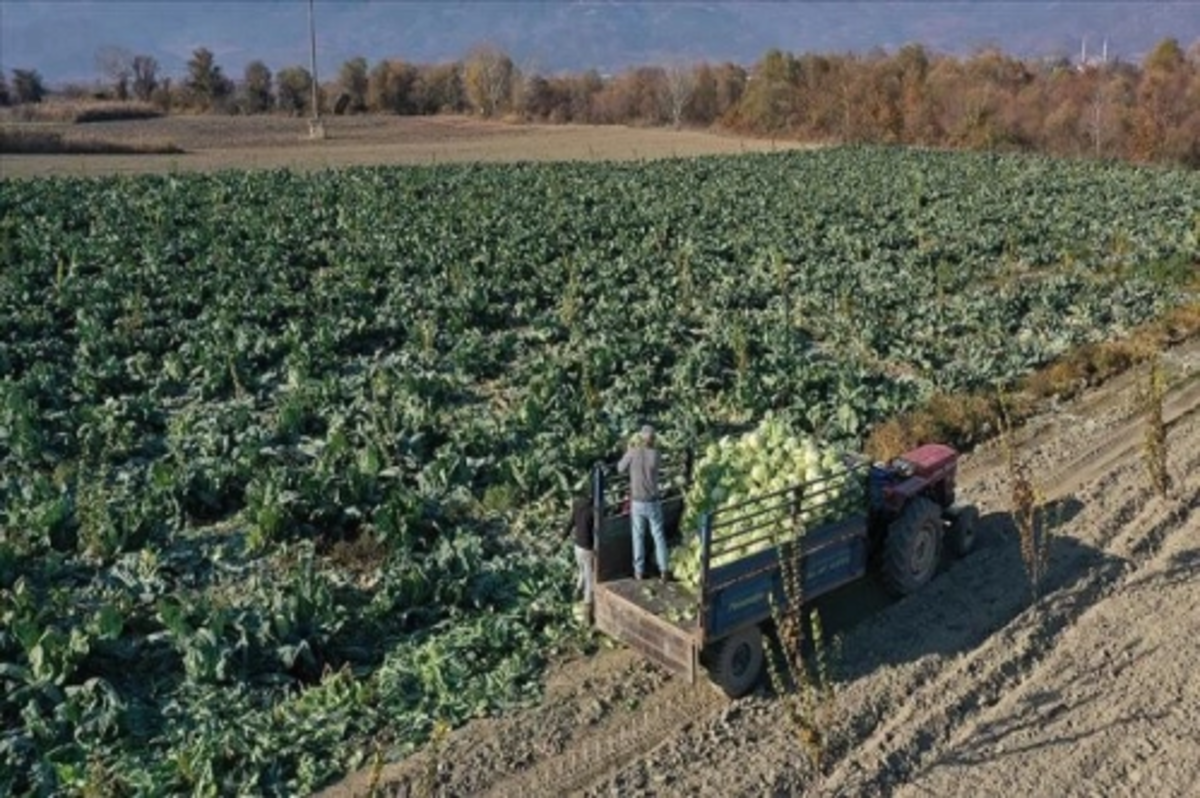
[368,59,419,114]
[239,60,273,113]
[339,57,369,114]
[185,47,233,110]
[1165,58,1200,166]
[518,74,557,120]
[276,66,314,116]
[131,55,159,102]
[1133,38,1190,161]
[566,69,603,122]
[737,49,801,133]
[463,45,515,117]
[712,62,748,121]
[591,67,668,124]
[686,63,719,124]
[413,62,465,114]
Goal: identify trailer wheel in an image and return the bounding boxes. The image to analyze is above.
[708,627,764,699]
[946,504,979,558]
[882,496,942,596]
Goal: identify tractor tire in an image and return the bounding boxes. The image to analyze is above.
[882,496,943,596]
[946,504,979,558]
[707,626,765,699]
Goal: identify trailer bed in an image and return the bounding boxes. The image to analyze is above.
[602,578,700,630]
[594,579,700,682]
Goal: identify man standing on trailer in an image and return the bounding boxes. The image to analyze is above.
[618,424,671,583]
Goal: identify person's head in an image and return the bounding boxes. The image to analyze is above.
[640,424,655,446]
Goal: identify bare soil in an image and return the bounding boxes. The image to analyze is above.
[0,115,809,179]
[318,339,1200,798]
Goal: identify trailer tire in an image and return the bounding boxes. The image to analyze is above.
[946,504,979,558]
[882,496,942,596]
[708,627,764,699]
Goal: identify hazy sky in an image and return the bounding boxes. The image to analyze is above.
[2,1,1195,85]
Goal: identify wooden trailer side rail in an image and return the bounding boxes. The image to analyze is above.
[593,584,698,683]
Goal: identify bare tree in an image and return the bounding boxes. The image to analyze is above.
[242,61,273,113]
[11,69,47,104]
[664,62,696,128]
[96,46,134,100]
[0,72,10,107]
[131,55,159,102]
[463,44,515,118]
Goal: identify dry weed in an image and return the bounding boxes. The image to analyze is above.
[998,394,1051,601]
[1142,356,1170,497]
[766,532,836,773]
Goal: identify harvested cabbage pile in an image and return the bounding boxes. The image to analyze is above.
[670,415,863,589]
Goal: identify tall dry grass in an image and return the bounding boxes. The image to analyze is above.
[0,129,182,155]
[0,100,163,124]
[1142,356,1170,497]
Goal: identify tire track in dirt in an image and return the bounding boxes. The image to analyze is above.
[1036,375,1200,505]
[481,678,725,798]
[818,404,1200,796]
[893,418,1200,797]
[958,361,1200,504]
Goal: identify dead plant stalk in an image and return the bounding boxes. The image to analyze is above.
[1143,356,1169,497]
[998,396,1051,601]
[767,524,836,773]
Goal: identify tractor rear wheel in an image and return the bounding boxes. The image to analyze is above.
[882,496,943,596]
[946,504,979,557]
[707,626,764,699]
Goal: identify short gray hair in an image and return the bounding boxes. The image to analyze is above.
[640,424,655,442]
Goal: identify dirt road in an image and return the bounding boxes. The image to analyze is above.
[0,115,810,179]
[321,343,1200,797]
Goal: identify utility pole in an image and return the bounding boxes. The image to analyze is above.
[307,0,325,139]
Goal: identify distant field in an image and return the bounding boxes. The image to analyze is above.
[0,114,810,177]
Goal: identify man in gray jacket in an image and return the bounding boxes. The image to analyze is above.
[618,424,670,582]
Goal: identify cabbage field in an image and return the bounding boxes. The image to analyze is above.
[1,147,1197,795]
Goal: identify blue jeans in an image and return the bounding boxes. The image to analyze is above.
[631,500,668,577]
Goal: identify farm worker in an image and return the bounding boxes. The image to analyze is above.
[562,494,596,609]
[618,424,671,582]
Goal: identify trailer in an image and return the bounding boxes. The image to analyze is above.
[590,443,977,698]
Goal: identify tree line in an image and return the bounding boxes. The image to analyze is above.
[2,40,1197,166]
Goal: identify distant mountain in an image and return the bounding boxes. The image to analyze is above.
[2,1,1196,86]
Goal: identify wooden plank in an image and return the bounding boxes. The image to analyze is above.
[594,585,697,681]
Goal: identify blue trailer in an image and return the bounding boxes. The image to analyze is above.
[590,443,977,698]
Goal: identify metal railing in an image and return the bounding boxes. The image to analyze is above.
[696,457,869,594]
[591,449,694,517]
